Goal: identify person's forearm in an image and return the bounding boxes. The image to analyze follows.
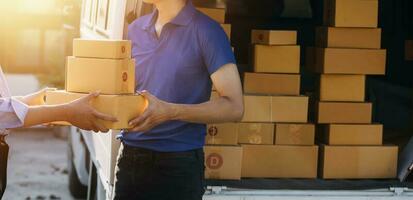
[15,88,53,106]
[170,96,243,124]
[15,95,38,106]
[23,104,71,127]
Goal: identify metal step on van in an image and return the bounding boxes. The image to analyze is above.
[66,0,413,199]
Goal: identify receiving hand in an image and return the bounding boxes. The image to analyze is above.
[128,91,175,133]
[66,92,118,133]
[20,88,57,106]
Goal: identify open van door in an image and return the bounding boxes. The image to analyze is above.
[68,1,154,199]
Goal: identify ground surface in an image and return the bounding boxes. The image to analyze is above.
[3,129,78,200]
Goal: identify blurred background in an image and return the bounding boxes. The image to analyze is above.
[0,1,82,199]
[0,0,81,92]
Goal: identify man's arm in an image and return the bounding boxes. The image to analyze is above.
[129,63,244,132]
[172,63,244,123]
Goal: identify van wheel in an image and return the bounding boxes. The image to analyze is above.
[67,135,87,198]
[68,160,88,198]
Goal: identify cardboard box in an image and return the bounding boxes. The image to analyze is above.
[323,124,383,145]
[316,102,372,124]
[320,145,398,179]
[66,57,135,94]
[254,45,300,74]
[275,123,315,145]
[242,95,308,123]
[197,7,225,23]
[310,48,386,75]
[319,74,366,102]
[324,0,379,28]
[406,40,413,61]
[271,96,308,123]
[241,95,272,122]
[207,123,274,145]
[316,27,381,49]
[243,73,300,96]
[45,90,147,130]
[251,30,297,45]
[73,39,131,59]
[238,123,274,145]
[204,146,242,180]
[206,123,238,145]
[221,24,231,40]
[242,145,318,178]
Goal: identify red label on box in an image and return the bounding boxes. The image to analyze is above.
[208,126,218,136]
[206,153,223,170]
[122,72,128,82]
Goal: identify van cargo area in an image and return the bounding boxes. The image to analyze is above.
[190,0,413,195]
[197,0,413,183]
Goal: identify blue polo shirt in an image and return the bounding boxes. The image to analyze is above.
[120,1,235,152]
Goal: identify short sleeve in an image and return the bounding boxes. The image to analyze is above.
[0,97,29,129]
[197,19,236,75]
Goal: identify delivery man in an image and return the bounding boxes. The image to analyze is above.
[113,0,244,199]
[0,66,117,198]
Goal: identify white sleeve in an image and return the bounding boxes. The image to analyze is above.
[0,97,29,129]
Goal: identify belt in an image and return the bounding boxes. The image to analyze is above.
[122,145,203,159]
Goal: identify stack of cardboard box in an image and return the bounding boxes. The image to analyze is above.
[204,29,319,180]
[240,30,318,179]
[45,39,147,130]
[308,0,398,179]
[197,6,244,181]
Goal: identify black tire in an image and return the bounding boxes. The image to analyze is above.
[87,160,98,200]
[67,133,88,198]
[68,160,87,198]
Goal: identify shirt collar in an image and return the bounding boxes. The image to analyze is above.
[142,0,196,30]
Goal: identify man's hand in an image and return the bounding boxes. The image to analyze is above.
[19,88,56,106]
[66,92,118,133]
[127,64,243,131]
[128,91,175,133]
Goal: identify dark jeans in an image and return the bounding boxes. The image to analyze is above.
[0,135,9,199]
[113,144,205,200]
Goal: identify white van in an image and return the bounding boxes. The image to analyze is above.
[67,0,413,199]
